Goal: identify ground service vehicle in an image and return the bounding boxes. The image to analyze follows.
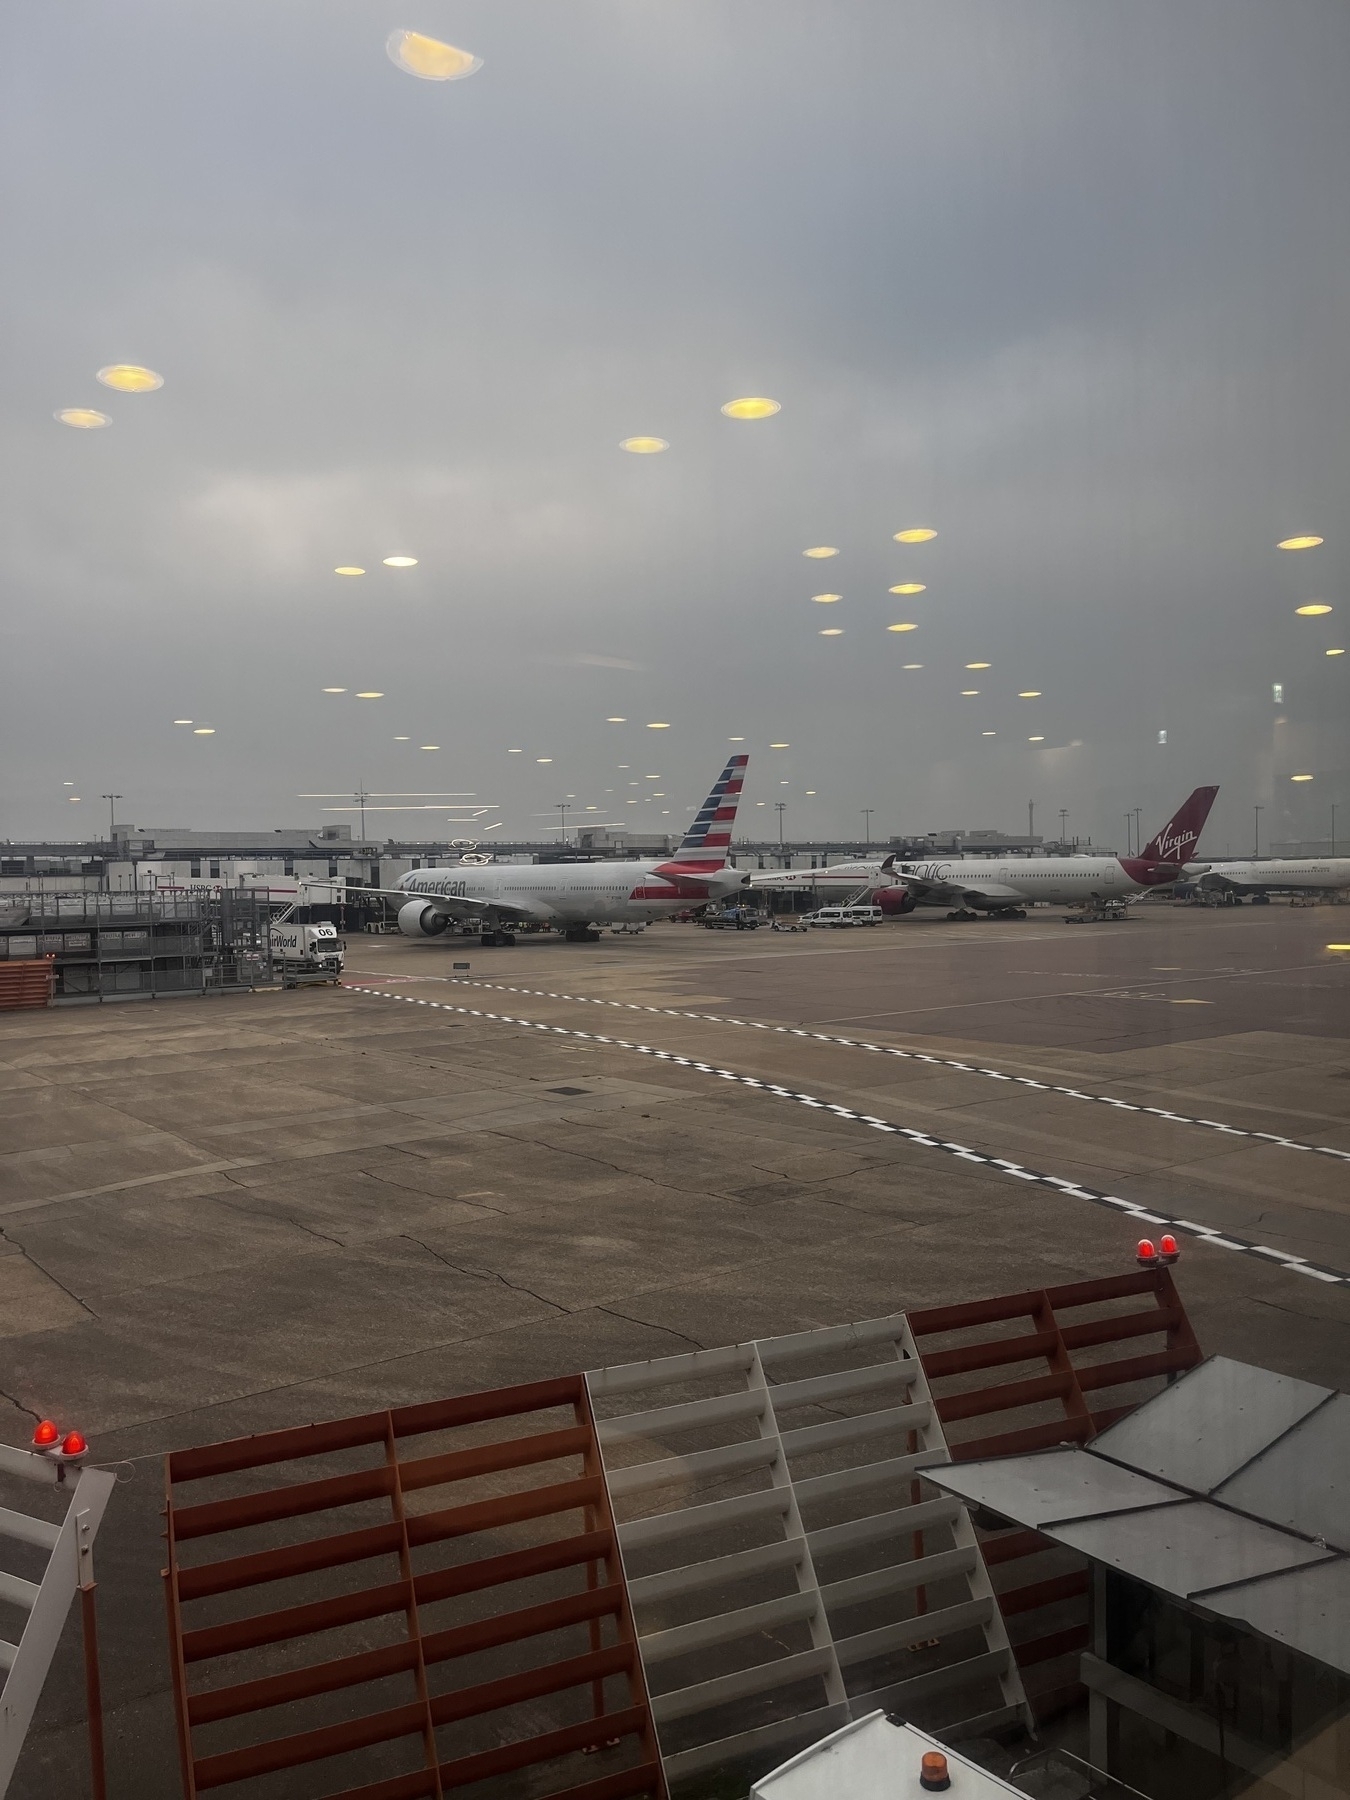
[269,921,345,984]
[803,906,882,928]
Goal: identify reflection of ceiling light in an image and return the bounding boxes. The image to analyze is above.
[193,728,215,735]
[420,744,440,751]
[647,721,670,729]
[729,736,745,741]
[97,364,162,392]
[323,687,347,693]
[1029,735,1045,742]
[813,594,841,604]
[1018,690,1041,697]
[646,774,660,779]
[356,691,383,699]
[394,736,410,741]
[1296,603,1332,615]
[1327,648,1345,657]
[887,622,918,632]
[721,397,780,419]
[383,556,418,568]
[69,795,81,801]
[55,408,110,428]
[819,628,843,636]
[607,716,627,722]
[770,742,789,749]
[334,566,365,576]
[1277,536,1323,550]
[508,748,523,753]
[620,437,667,454]
[803,546,838,559]
[1291,773,1314,782]
[890,583,925,594]
[537,757,552,763]
[966,661,991,669]
[173,718,192,725]
[805,789,816,795]
[982,731,996,737]
[961,690,980,696]
[386,29,482,79]
[902,663,923,670]
[894,527,936,544]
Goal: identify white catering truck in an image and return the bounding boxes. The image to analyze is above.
[268,920,345,984]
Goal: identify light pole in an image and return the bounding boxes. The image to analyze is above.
[355,784,371,841]
[775,801,787,848]
[556,802,570,847]
[1133,808,1142,856]
[101,794,122,843]
[1124,813,1133,856]
[1254,805,1262,859]
[1028,801,1035,843]
[860,808,873,849]
[1059,808,1069,848]
[1332,804,1337,857]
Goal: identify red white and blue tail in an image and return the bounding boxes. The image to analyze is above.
[671,754,749,867]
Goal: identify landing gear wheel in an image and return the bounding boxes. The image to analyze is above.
[496,931,516,946]
[585,928,602,942]
[480,932,498,947]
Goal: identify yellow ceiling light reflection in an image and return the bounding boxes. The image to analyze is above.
[1326,944,1350,953]
[960,689,980,696]
[1029,735,1045,742]
[334,566,365,576]
[383,556,418,568]
[1327,648,1345,657]
[620,437,668,454]
[355,691,384,699]
[770,742,790,749]
[966,661,991,669]
[803,546,838,559]
[902,663,923,670]
[394,736,410,741]
[1296,603,1332,615]
[1290,773,1315,782]
[982,731,996,737]
[193,727,215,735]
[647,721,670,729]
[537,757,552,763]
[1018,690,1042,698]
[819,628,843,636]
[55,408,111,429]
[812,593,842,604]
[322,687,347,693]
[1277,536,1323,550]
[508,748,523,753]
[96,364,163,392]
[728,736,745,742]
[386,29,482,80]
[887,622,918,632]
[890,583,925,595]
[894,527,937,544]
[721,397,780,419]
[607,716,627,722]
[173,718,193,725]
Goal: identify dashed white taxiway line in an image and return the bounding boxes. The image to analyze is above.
[346,970,1349,1165]
[344,983,1349,1288]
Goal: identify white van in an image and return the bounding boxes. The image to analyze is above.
[803,906,883,928]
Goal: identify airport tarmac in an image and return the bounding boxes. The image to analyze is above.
[1,903,1348,1796]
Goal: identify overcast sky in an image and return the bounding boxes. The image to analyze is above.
[3,0,1347,855]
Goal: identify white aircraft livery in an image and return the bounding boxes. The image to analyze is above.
[1197,857,1350,900]
[750,854,910,903]
[391,754,751,944]
[880,786,1220,919]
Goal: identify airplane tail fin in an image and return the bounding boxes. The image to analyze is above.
[1141,786,1219,865]
[673,754,749,866]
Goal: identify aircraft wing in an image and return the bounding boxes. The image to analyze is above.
[898,872,1025,905]
[358,885,547,923]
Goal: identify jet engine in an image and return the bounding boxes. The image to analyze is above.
[877,887,916,916]
[399,900,450,937]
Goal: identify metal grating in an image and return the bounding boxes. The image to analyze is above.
[0,1442,116,1799]
[908,1267,1202,1723]
[587,1316,1031,1787]
[163,1376,666,1800]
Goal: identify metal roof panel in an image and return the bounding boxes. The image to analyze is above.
[1215,1391,1350,1552]
[924,1448,1184,1527]
[1051,1500,1334,1597]
[1201,1557,1350,1679]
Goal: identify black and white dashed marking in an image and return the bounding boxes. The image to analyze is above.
[345,983,1349,1288]
[350,970,1350,1166]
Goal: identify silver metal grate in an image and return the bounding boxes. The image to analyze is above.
[588,1313,1031,1785]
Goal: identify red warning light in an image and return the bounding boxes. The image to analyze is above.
[920,1751,952,1792]
[61,1431,87,1458]
[1159,1233,1180,1264]
[32,1419,60,1448]
[1136,1238,1158,1266]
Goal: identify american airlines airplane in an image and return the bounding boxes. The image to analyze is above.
[1196,857,1350,901]
[881,786,1219,919]
[390,754,751,944]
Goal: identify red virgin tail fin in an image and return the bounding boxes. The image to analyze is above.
[1141,786,1219,865]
